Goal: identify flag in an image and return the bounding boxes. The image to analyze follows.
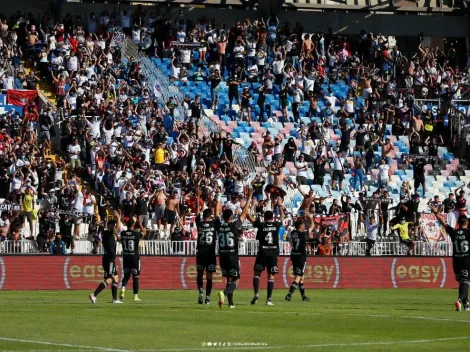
[7,89,38,106]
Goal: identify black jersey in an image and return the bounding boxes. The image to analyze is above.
[289,230,309,256]
[102,230,117,260]
[446,226,470,260]
[196,216,218,255]
[120,230,142,257]
[217,219,242,256]
[254,220,281,256]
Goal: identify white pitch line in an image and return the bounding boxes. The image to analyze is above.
[169,309,470,324]
[145,336,470,352]
[0,337,131,352]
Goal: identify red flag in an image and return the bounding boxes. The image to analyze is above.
[7,89,38,106]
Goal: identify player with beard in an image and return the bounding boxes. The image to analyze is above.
[431,205,470,311]
[248,197,285,306]
[217,190,252,309]
[195,186,220,304]
[285,212,314,302]
[89,211,122,304]
[119,215,143,302]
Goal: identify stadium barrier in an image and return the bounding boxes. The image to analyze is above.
[0,256,457,290]
[1,240,452,256]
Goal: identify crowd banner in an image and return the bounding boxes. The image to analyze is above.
[0,203,21,211]
[313,214,350,241]
[0,256,458,290]
[419,213,449,242]
[7,89,38,106]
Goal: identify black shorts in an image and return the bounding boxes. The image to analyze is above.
[220,255,240,278]
[414,177,425,189]
[291,255,307,277]
[123,256,141,276]
[254,254,279,274]
[332,170,344,182]
[102,257,117,279]
[453,260,470,282]
[164,209,177,224]
[196,252,217,273]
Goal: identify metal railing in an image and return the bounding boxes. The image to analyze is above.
[121,37,186,121]
[0,240,452,256]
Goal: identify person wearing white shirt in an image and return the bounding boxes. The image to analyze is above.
[330,149,346,191]
[377,158,390,188]
[325,92,337,109]
[233,43,245,67]
[272,54,285,85]
[295,155,308,185]
[67,53,78,72]
[365,216,378,256]
[292,85,304,122]
[345,97,355,114]
[246,39,257,65]
[68,139,81,169]
[3,75,13,90]
[302,136,315,161]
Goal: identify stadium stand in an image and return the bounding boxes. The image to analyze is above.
[0,6,468,257]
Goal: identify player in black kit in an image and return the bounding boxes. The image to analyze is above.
[431,205,470,311]
[248,197,285,306]
[285,212,315,302]
[195,187,220,305]
[119,215,143,302]
[89,211,122,304]
[217,190,252,309]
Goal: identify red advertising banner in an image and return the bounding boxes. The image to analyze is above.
[0,256,458,291]
[7,89,38,106]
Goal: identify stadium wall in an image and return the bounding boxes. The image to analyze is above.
[57,3,470,38]
[0,256,458,290]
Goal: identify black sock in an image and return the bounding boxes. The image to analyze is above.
[288,281,298,295]
[111,282,118,301]
[122,273,131,288]
[460,282,469,302]
[267,280,274,300]
[197,274,203,294]
[227,293,234,306]
[225,281,237,295]
[94,281,107,297]
[206,279,213,298]
[223,281,229,296]
[253,276,260,296]
[299,283,306,297]
[133,276,139,295]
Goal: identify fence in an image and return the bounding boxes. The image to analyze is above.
[1,239,452,256]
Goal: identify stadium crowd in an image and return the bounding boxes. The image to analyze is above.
[0,8,468,255]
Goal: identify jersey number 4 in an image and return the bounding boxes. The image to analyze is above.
[265,232,274,245]
[122,239,135,252]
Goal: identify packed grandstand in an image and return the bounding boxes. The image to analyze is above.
[0,6,468,258]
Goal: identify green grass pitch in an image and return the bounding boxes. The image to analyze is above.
[0,289,469,352]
